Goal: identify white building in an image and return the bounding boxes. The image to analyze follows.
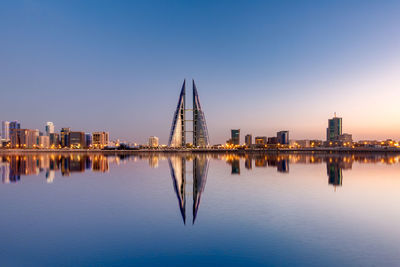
[149,136,159,148]
[2,121,10,140]
[45,122,55,136]
[38,135,50,149]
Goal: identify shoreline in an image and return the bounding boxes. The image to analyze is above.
[1,147,400,154]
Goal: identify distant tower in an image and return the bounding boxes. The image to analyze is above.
[2,121,10,140]
[168,80,210,147]
[326,115,342,141]
[45,122,55,136]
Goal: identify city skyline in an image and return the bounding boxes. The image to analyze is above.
[1,1,400,144]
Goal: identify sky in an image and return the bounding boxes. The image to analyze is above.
[1,0,400,144]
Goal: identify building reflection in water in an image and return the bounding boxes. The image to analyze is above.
[0,154,110,183]
[169,155,209,225]
[1,152,399,192]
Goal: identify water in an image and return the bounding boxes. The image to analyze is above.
[0,152,399,266]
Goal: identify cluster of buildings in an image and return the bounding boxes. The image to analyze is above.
[0,121,109,149]
[224,114,399,149]
[226,129,290,148]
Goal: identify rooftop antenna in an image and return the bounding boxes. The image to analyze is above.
[334,112,336,118]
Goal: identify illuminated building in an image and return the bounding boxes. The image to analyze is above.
[45,122,54,136]
[245,134,252,147]
[327,115,342,141]
[277,130,289,145]
[38,135,50,148]
[49,133,60,147]
[85,133,92,148]
[169,80,210,148]
[92,132,109,148]
[10,129,38,148]
[231,129,240,145]
[60,127,71,147]
[69,131,86,148]
[255,136,267,145]
[149,136,159,148]
[2,121,10,140]
[9,121,21,133]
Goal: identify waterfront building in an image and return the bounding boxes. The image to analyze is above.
[85,133,92,148]
[267,137,278,145]
[245,134,252,147]
[231,129,240,145]
[49,133,60,147]
[92,132,109,148]
[2,121,10,140]
[327,115,342,141]
[149,136,159,148]
[38,135,50,149]
[10,129,38,148]
[9,121,21,132]
[169,80,210,148]
[69,132,86,148]
[60,128,71,147]
[45,122,54,136]
[255,136,267,145]
[338,133,353,143]
[277,130,289,145]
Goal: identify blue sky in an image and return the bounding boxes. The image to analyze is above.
[1,0,400,144]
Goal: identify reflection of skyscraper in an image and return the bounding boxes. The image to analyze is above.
[169,156,186,224]
[193,155,209,224]
[231,159,240,174]
[1,163,10,183]
[277,159,289,173]
[149,156,159,168]
[45,122,54,136]
[245,157,252,169]
[327,162,343,186]
[168,155,209,225]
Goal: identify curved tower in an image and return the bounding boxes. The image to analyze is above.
[193,80,210,147]
[168,80,186,147]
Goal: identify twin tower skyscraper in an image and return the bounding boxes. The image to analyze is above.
[168,80,210,147]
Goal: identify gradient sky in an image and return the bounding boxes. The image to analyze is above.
[1,0,400,144]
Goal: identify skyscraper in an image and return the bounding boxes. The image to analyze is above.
[60,127,71,147]
[231,129,240,145]
[277,131,289,145]
[168,80,210,148]
[192,80,210,147]
[326,115,342,141]
[245,134,252,146]
[169,80,186,147]
[2,121,10,140]
[9,121,20,137]
[45,122,55,136]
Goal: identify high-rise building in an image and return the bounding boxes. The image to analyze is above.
[149,136,159,148]
[2,121,10,140]
[277,131,289,145]
[92,132,109,148]
[60,127,71,147]
[45,122,54,136]
[169,80,210,148]
[49,133,60,147]
[10,129,38,148]
[231,129,240,145]
[69,132,86,148]
[245,134,252,146]
[85,133,92,148]
[38,135,50,149]
[326,115,342,141]
[9,121,20,137]
[192,80,209,147]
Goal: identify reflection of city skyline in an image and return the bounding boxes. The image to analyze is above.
[1,153,399,187]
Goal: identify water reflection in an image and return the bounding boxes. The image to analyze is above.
[169,155,209,224]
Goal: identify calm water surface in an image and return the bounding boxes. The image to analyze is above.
[0,152,399,266]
